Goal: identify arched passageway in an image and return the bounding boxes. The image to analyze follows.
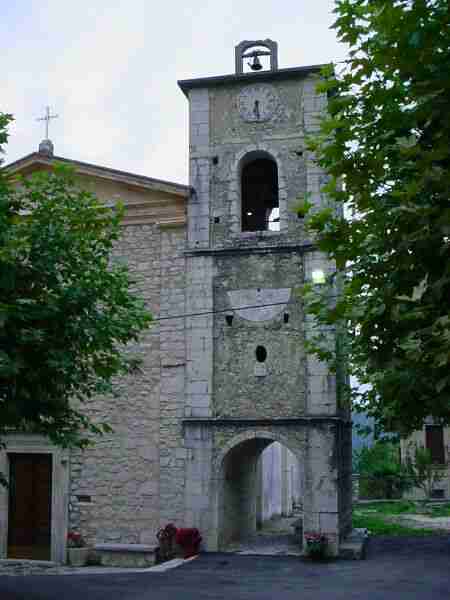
[217,437,303,553]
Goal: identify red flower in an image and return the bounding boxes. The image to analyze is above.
[67,531,85,548]
[175,528,202,557]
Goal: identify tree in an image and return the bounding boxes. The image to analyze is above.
[404,443,446,499]
[302,0,450,435]
[0,114,152,462]
[354,441,411,499]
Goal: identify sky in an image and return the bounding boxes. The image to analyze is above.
[1,0,347,185]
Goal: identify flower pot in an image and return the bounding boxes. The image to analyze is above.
[175,528,202,559]
[306,543,328,561]
[67,547,90,567]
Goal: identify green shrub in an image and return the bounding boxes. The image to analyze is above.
[355,441,412,500]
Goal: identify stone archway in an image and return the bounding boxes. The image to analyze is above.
[185,421,343,555]
[213,431,304,551]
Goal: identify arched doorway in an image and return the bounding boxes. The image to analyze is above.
[217,436,303,553]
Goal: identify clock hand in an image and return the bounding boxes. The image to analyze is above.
[253,100,260,120]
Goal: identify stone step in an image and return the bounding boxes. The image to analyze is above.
[0,559,59,576]
[93,544,157,568]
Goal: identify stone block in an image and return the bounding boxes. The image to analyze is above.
[138,481,159,495]
[188,394,211,409]
[190,406,211,418]
[191,134,209,147]
[94,544,156,568]
[308,393,336,414]
[187,381,209,395]
[191,110,209,125]
[318,512,338,532]
[307,356,329,376]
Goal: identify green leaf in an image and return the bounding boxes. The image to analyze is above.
[300,0,450,436]
[0,117,153,475]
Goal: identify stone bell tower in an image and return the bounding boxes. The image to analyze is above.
[178,40,352,555]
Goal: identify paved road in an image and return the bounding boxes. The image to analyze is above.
[0,536,449,600]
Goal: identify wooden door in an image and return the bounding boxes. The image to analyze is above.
[8,454,52,560]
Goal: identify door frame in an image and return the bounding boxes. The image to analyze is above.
[0,435,69,563]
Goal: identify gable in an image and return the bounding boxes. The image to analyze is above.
[5,153,189,227]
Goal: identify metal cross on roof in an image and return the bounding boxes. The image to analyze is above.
[37,106,58,139]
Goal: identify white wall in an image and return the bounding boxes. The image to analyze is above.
[260,442,302,522]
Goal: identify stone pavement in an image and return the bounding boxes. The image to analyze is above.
[225,532,302,556]
[224,515,302,556]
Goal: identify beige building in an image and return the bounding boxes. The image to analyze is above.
[1,40,352,563]
[2,148,189,563]
[401,422,450,500]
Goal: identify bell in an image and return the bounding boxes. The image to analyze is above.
[249,55,263,71]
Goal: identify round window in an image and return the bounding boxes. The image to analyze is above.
[255,345,267,363]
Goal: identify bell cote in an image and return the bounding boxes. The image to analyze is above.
[234,39,279,74]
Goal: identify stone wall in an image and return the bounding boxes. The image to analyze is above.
[220,438,266,545]
[213,250,305,419]
[260,443,283,522]
[260,442,301,522]
[69,223,162,546]
[338,423,353,537]
[69,223,192,542]
[158,226,187,526]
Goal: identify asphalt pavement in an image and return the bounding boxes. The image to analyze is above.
[0,535,449,600]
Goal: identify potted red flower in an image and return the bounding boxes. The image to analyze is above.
[175,528,202,558]
[67,531,89,566]
[304,531,328,561]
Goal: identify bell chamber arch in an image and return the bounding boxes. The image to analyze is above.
[239,151,279,232]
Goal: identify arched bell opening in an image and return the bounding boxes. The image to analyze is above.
[240,152,279,232]
[217,436,303,552]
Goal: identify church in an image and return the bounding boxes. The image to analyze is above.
[1,40,352,563]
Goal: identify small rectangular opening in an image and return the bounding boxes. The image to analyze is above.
[77,495,92,503]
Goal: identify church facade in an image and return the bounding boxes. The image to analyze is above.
[1,40,352,562]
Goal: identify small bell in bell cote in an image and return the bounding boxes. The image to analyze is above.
[249,55,263,71]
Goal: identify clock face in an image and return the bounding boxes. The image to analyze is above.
[238,84,278,123]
